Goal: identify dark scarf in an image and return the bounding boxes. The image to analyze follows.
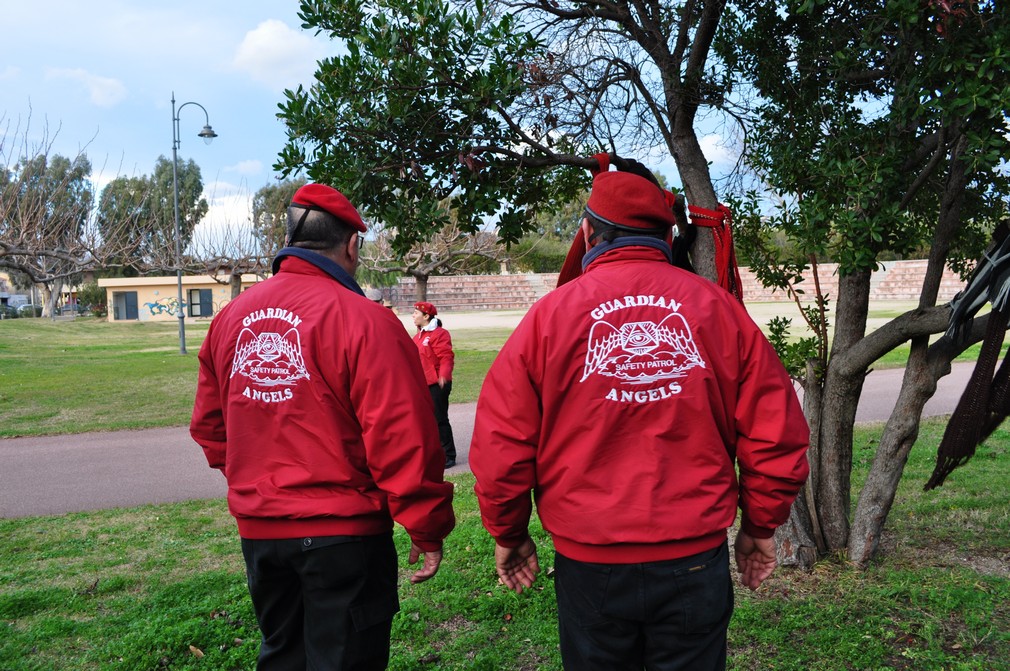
[271,247,364,296]
[581,236,674,271]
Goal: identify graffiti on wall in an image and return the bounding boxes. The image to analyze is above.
[145,297,185,317]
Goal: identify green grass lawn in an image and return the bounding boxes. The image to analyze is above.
[0,319,505,438]
[1,422,1007,670]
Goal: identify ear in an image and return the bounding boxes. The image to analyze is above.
[581,218,593,252]
[347,233,360,261]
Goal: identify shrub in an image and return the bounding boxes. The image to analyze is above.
[508,236,570,273]
[76,282,106,314]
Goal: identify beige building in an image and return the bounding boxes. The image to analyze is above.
[98,275,263,323]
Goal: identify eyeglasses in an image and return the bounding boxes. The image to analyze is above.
[356,234,365,250]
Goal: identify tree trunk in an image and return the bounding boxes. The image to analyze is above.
[848,338,954,566]
[412,274,429,301]
[670,129,717,282]
[42,278,63,319]
[777,359,827,568]
[849,141,968,566]
[815,269,872,550]
[230,273,242,300]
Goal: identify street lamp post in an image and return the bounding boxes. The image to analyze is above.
[171,92,217,355]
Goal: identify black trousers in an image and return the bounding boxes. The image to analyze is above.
[428,382,456,461]
[554,541,733,671]
[241,533,400,671]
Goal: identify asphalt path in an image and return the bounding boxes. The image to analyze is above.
[0,362,973,519]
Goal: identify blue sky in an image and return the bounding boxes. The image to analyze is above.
[1,0,339,230]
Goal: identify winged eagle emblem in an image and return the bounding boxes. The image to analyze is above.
[581,313,705,384]
[230,328,310,386]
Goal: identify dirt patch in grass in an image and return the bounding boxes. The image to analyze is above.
[434,614,476,636]
[872,530,1010,577]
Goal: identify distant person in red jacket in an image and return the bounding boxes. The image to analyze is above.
[412,301,457,468]
[191,183,455,670]
[470,159,810,671]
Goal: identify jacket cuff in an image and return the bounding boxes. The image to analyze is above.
[411,538,444,553]
[198,440,227,470]
[494,531,531,549]
[741,520,776,539]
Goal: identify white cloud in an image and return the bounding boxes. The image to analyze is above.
[0,66,19,81]
[698,133,738,169]
[202,180,253,230]
[45,68,127,107]
[191,190,257,256]
[228,159,263,176]
[232,19,329,92]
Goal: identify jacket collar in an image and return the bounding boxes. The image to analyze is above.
[271,247,364,296]
[582,237,673,271]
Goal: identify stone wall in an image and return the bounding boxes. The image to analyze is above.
[382,260,964,313]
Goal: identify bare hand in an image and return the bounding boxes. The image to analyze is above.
[495,538,540,594]
[438,377,447,388]
[408,543,443,584]
[734,531,777,590]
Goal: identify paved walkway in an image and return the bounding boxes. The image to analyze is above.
[0,362,972,519]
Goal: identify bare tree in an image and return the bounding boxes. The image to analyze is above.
[189,216,272,300]
[361,221,503,300]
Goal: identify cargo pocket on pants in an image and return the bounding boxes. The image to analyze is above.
[350,591,400,632]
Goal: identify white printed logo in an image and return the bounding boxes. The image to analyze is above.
[231,314,310,403]
[582,295,705,404]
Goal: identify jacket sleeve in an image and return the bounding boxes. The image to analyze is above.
[470,320,541,547]
[432,328,455,380]
[190,326,227,471]
[350,311,455,551]
[733,313,811,538]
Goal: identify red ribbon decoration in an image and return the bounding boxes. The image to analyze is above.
[688,203,744,303]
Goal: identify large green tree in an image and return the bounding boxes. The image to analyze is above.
[151,156,208,269]
[95,157,207,273]
[95,175,151,276]
[722,0,1010,566]
[251,178,306,257]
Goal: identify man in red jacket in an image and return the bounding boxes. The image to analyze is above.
[191,183,455,670]
[411,301,457,468]
[470,163,810,670]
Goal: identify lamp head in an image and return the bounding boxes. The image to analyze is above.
[198,125,218,145]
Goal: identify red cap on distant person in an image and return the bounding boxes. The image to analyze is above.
[291,184,366,232]
[414,302,437,317]
[585,171,675,232]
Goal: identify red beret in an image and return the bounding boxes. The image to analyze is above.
[585,171,675,232]
[414,301,437,317]
[291,183,366,233]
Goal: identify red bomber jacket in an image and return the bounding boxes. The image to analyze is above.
[470,243,810,564]
[190,255,454,550]
[413,324,454,386]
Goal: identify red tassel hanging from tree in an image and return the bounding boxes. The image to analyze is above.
[688,203,744,303]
